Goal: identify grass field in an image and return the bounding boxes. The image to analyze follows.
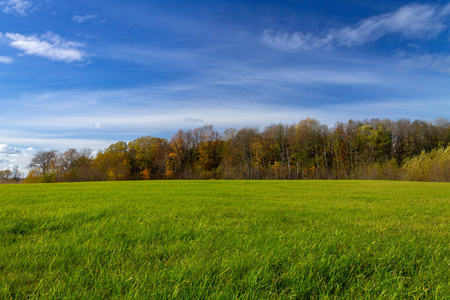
[0,180,449,299]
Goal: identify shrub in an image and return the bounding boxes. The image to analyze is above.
[403,146,450,182]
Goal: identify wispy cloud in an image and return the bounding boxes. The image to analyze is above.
[0,67,442,134]
[398,53,450,74]
[2,31,87,63]
[0,0,31,16]
[0,56,13,64]
[72,14,98,23]
[262,30,331,51]
[263,3,450,51]
[2,87,448,141]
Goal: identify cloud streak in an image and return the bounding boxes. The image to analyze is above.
[398,54,450,74]
[263,3,450,51]
[0,56,13,64]
[72,14,98,23]
[2,31,87,63]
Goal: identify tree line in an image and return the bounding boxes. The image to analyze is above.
[0,166,22,184]
[22,118,450,183]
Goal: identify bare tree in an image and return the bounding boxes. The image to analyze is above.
[80,147,93,158]
[59,149,81,173]
[0,169,12,180]
[28,150,58,175]
[11,166,22,180]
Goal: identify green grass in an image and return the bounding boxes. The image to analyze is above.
[0,180,449,299]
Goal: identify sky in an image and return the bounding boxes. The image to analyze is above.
[0,0,449,174]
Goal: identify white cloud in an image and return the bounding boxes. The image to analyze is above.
[0,144,34,175]
[2,91,448,141]
[398,54,450,74]
[72,14,97,23]
[337,3,450,46]
[262,30,332,51]
[0,138,113,150]
[263,3,450,51]
[0,0,31,16]
[0,56,13,64]
[0,76,445,133]
[2,31,87,63]
[0,143,20,154]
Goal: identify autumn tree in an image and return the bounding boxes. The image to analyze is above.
[128,136,169,179]
[197,126,225,178]
[262,124,294,179]
[227,127,259,179]
[168,130,194,178]
[330,123,350,178]
[26,150,58,182]
[57,149,96,182]
[291,118,326,179]
[354,124,391,165]
[0,169,12,180]
[93,151,131,181]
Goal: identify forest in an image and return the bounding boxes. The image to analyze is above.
[17,117,450,183]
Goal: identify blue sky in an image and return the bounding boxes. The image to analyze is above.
[1,0,449,173]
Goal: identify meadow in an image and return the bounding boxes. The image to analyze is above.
[0,180,449,299]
